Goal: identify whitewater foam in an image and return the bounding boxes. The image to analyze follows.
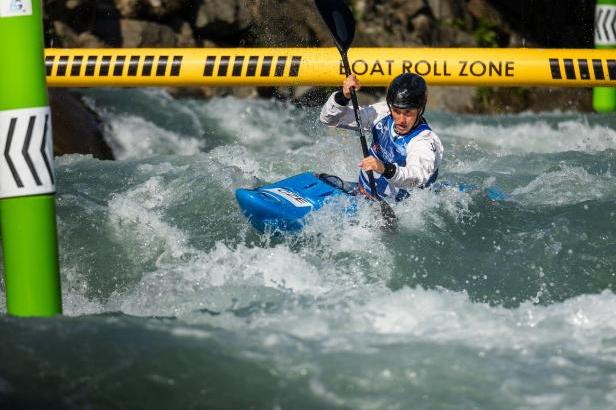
[512,166,616,206]
[440,119,616,155]
[106,115,202,159]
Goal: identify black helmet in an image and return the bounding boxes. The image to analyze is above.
[386,73,427,110]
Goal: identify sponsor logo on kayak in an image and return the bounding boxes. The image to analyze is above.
[263,188,312,208]
[549,58,616,81]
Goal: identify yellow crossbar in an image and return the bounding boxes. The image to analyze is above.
[44,48,616,87]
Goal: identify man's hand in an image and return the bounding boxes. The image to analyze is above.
[358,156,385,174]
[342,74,361,99]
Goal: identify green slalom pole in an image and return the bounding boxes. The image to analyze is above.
[593,0,616,112]
[0,0,61,316]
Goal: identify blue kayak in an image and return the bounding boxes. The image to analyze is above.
[235,172,351,232]
[235,172,507,233]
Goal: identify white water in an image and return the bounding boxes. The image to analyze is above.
[2,88,616,409]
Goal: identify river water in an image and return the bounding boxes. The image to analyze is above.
[1,88,616,409]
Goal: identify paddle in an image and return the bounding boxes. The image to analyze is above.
[314,0,397,232]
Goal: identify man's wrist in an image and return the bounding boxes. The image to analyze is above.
[383,162,397,179]
[334,90,351,106]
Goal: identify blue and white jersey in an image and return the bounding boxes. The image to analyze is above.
[320,92,443,199]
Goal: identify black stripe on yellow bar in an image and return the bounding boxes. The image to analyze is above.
[290,56,301,77]
[578,59,590,80]
[204,56,216,76]
[609,60,616,80]
[171,56,182,76]
[592,59,605,80]
[45,56,54,76]
[275,56,287,76]
[198,55,301,77]
[71,56,83,76]
[563,59,575,79]
[218,56,230,76]
[128,56,140,76]
[233,56,244,76]
[113,56,126,76]
[261,56,273,76]
[57,56,69,76]
[247,56,258,76]
[157,56,168,76]
[549,58,561,79]
[85,56,97,76]
[143,56,154,76]
[550,58,615,81]
[100,56,111,76]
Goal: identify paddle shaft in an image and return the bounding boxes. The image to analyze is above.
[313,0,396,230]
[340,51,381,199]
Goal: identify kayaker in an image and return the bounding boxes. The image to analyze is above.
[320,73,443,201]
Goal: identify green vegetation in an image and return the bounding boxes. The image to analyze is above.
[474,87,530,113]
[473,19,500,48]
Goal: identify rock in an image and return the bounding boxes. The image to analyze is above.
[464,87,592,114]
[527,88,593,113]
[350,0,370,20]
[427,86,477,112]
[466,0,502,26]
[194,0,252,31]
[249,0,331,47]
[113,0,140,18]
[120,19,178,47]
[52,21,107,48]
[435,25,476,46]
[195,0,248,28]
[142,0,186,18]
[377,0,426,19]
[177,22,196,47]
[48,89,114,159]
[192,0,255,45]
[358,0,434,46]
[489,0,594,48]
[410,13,434,44]
[45,0,124,47]
[426,0,457,21]
[91,1,187,22]
[66,0,86,10]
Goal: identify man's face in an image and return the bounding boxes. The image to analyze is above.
[390,106,419,135]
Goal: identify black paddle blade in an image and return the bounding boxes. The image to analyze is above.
[379,200,398,232]
[314,0,355,52]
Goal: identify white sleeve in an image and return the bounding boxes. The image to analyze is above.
[387,131,444,188]
[319,92,387,131]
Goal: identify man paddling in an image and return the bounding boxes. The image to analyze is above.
[320,73,443,201]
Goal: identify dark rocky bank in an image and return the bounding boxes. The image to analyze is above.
[43,0,598,157]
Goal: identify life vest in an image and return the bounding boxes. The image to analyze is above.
[358,116,438,200]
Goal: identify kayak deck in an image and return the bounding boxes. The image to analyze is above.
[235,172,352,232]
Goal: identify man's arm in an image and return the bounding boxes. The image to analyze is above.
[320,92,387,132]
[319,74,385,131]
[319,90,359,129]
